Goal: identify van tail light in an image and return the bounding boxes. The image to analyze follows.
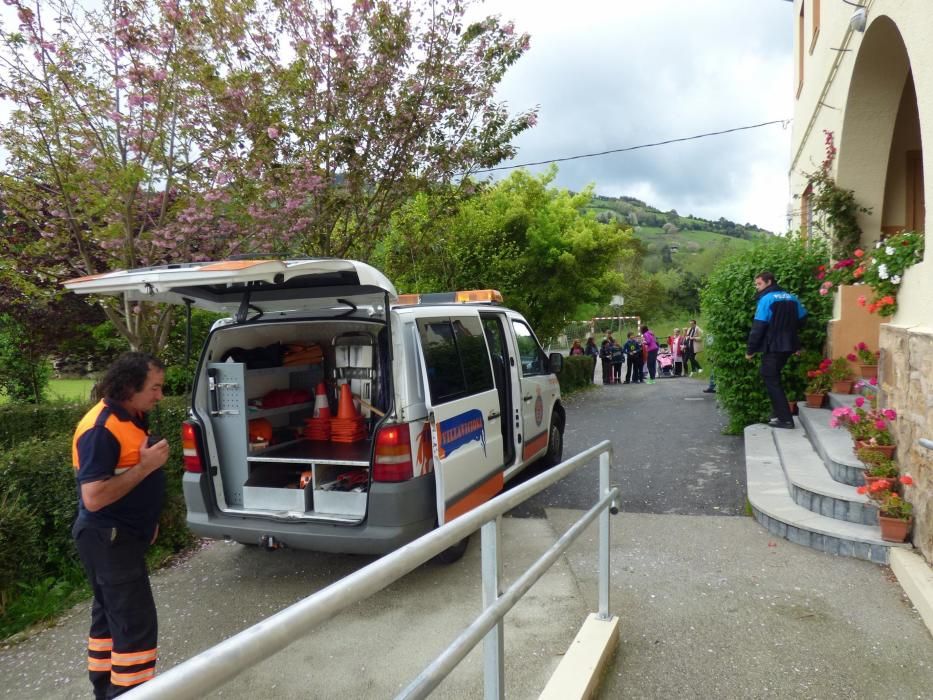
[181,421,205,474]
[373,423,413,482]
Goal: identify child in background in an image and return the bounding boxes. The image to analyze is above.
[599,339,613,385]
[623,332,643,383]
[610,337,624,384]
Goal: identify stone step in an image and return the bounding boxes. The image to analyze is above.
[797,405,865,486]
[745,424,908,564]
[771,426,877,525]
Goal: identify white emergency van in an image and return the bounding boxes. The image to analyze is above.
[65,259,565,556]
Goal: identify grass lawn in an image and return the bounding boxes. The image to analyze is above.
[46,378,95,403]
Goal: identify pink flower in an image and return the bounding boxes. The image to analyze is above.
[855,396,865,407]
[267,126,280,139]
[847,353,857,362]
[819,288,828,296]
[854,249,865,258]
[829,418,839,428]
[874,419,887,431]
[869,377,878,386]
[900,474,913,486]
[883,408,897,420]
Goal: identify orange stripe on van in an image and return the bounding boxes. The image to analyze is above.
[522,431,549,461]
[198,260,273,271]
[444,472,504,522]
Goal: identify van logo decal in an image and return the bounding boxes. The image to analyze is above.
[534,388,544,427]
[437,409,486,459]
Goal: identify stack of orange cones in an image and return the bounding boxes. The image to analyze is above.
[304,383,332,441]
[330,383,366,443]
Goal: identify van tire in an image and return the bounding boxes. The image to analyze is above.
[432,534,470,564]
[540,414,564,468]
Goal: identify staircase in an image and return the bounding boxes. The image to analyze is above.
[745,392,911,564]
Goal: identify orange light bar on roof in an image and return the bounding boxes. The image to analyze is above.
[394,290,504,306]
[455,290,503,303]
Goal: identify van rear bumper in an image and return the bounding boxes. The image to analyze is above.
[183,472,437,555]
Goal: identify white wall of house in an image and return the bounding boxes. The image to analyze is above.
[789,0,932,332]
[791,1,933,561]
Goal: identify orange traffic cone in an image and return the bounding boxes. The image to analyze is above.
[336,383,358,420]
[312,382,331,419]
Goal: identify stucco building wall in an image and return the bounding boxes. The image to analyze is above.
[790,0,933,561]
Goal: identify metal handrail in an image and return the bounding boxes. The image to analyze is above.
[919,438,933,451]
[127,440,617,699]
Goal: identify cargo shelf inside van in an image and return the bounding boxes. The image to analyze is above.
[247,439,372,466]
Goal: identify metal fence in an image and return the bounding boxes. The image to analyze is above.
[126,440,618,699]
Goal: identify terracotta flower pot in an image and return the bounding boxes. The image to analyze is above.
[788,401,798,416]
[878,515,912,543]
[832,380,854,394]
[804,392,826,408]
[854,441,895,459]
[858,364,878,380]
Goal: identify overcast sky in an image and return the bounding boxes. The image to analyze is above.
[473,0,795,233]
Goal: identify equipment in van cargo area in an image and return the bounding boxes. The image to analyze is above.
[330,384,368,443]
[334,331,376,417]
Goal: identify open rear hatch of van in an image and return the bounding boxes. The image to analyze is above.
[65,259,398,525]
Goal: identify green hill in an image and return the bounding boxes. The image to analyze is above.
[586,194,774,276]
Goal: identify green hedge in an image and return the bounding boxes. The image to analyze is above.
[558,356,595,394]
[0,403,89,450]
[702,236,833,434]
[0,396,193,634]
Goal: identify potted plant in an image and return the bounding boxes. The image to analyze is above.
[804,361,832,408]
[827,356,855,394]
[848,342,879,380]
[853,230,925,317]
[856,450,898,487]
[856,474,914,542]
[831,398,897,458]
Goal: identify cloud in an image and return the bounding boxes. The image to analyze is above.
[476,0,795,232]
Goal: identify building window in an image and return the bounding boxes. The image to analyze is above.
[801,184,813,239]
[810,0,821,53]
[797,3,805,97]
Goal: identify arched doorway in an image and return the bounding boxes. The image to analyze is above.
[835,16,922,245]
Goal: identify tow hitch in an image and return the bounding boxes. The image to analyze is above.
[259,535,284,551]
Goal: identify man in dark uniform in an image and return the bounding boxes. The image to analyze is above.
[72,352,169,698]
[746,271,807,429]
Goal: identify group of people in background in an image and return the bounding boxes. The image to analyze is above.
[665,319,703,378]
[570,320,706,386]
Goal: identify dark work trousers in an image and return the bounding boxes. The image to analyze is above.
[684,343,701,372]
[74,526,158,699]
[611,361,623,383]
[761,351,794,423]
[646,350,659,380]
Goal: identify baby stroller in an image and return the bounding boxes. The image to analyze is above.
[657,344,674,377]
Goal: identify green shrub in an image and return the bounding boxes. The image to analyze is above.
[0,494,42,614]
[0,403,89,450]
[0,438,80,580]
[702,236,833,433]
[558,356,595,394]
[0,315,51,404]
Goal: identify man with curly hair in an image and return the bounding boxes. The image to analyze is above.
[71,352,168,698]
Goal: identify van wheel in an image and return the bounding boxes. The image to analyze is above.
[540,414,564,468]
[432,534,470,564]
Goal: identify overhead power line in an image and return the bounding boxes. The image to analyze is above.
[471,119,792,174]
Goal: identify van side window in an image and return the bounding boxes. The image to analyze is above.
[417,316,493,404]
[511,320,546,376]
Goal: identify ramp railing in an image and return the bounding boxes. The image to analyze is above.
[126,440,618,699]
